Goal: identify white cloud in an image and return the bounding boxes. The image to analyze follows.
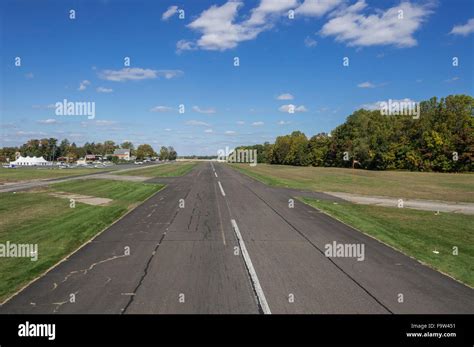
[165,128,172,132]
[276,93,294,100]
[296,0,343,17]
[236,120,245,125]
[450,18,474,36]
[225,130,237,135]
[180,0,296,51]
[320,0,434,47]
[99,68,183,82]
[252,121,264,126]
[304,36,318,47]
[186,120,210,127]
[277,120,291,125]
[205,128,214,133]
[162,5,178,20]
[96,87,113,93]
[150,106,174,112]
[247,0,298,26]
[78,80,90,91]
[278,104,308,113]
[37,118,59,124]
[176,40,197,53]
[161,70,183,79]
[192,106,216,114]
[357,81,375,88]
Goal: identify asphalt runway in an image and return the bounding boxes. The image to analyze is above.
[1,162,473,313]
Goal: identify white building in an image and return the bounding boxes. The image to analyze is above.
[9,156,52,167]
[113,149,131,161]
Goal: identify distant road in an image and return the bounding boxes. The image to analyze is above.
[1,162,473,313]
[0,162,161,193]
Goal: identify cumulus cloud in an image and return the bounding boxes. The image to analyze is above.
[192,106,216,114]
[276,93,294,100]
[320,0,434,47]
[278,104,308,113]
[246,0,298,26]
[99,68,183,82]
[225,130,237,135]
[277,120,291,125]
[78,80,90,91]
[450,18,474,36]
[252,121,264,126]
[296,0,343,17]
[204,128,214,133]
[162,5,178,20]
[176,39,197,53]
[180,0,296,51]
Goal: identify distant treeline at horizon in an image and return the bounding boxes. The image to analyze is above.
[0,139,177,162]
[236,95,473,172]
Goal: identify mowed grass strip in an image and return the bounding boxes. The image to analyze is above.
[0,179,163,302]
[229,164,474,203]
[0,167,109,184]
[117,162,197,177]
[300,198,474,287]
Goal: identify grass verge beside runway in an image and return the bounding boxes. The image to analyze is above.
[229,164,474,203]
[300,198,474,287]
[0,179,163,302]
[0,167,109,184]
[117,162,197,177]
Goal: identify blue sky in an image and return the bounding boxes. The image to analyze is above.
[1,0,473,155]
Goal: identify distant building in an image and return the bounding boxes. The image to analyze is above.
[9,156,51,167]
[85,154,102,162]
[113,149,131,161]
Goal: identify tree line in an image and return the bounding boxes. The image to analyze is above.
[0,139,177,162]
[236,95,473,172]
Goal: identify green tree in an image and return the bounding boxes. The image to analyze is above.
[136,144,157,160]
[159,146,170,161]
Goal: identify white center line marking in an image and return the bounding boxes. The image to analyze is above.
[231,219,271,314]
[214,172,218,178]
[218,181,226,196]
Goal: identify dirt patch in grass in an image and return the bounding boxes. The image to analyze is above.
[49,192,112,206]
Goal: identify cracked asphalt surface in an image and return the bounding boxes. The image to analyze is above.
[1,162,473,313]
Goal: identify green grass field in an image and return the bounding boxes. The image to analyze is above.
[0,179,163,302]
[300,198,474,287]
[230,164,474,203]
[117,162,197,177]
[0,167,109,184]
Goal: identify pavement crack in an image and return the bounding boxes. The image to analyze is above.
[121,233,167,314]
[59,254,128,285]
